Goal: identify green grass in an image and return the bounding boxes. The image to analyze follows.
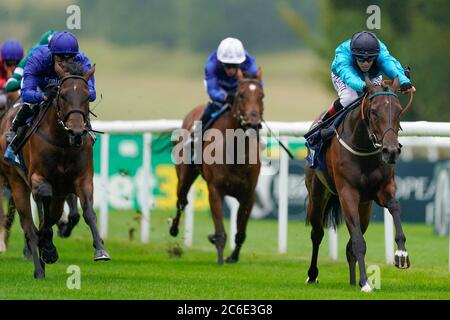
[1,209,449,299]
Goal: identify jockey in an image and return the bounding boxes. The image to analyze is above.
[6,31,96,150]
[0,40,24,109]
[319,31,413,137]
[5,30,57,94]
[194,37,259,133]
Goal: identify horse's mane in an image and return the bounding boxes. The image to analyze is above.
[63,62,85,76]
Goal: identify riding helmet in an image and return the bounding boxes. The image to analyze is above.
[350,31,380,58]
[217,37,246,64]
[1,40,24,61]
[48,31,79,56]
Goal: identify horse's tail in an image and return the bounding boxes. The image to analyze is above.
[323,194,342,229]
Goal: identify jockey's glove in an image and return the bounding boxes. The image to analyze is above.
[44,85,59,101]
[225,94,234,105]
[400,82,412,92]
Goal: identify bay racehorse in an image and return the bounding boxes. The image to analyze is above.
[170,69,264,264]
[305,77,413,292]
[0,62,110,278]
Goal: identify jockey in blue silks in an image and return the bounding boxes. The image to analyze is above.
[6,31,96,151]
[319,31,414,137]
[194,37,259,134]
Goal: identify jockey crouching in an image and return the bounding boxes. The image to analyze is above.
[5,31,96,157]
[319,31,414,140]
[192,37,260,148]
[0,40,24,110]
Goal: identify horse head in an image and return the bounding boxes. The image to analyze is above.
[54,62,95,147]
[233,68,264,130]
[362,76,403,164]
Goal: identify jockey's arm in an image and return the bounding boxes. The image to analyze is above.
[21,54,45,104]
[78,53,96,101]
[377,41,410,85]
[205,62,226,103]
[332,42,366,92]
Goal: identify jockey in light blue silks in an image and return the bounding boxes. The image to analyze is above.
[5,31,96,154]
[319,31,414,137]
[193,37,259,134]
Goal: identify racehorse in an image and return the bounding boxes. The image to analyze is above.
[0,62,109,278]
[170,69,264,265]
[305,77,412,292]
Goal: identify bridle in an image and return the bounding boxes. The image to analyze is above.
[232,78,263,129]
[54,75,89,135]
[360,89,400,149]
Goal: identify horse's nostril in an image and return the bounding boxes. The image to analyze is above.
[382,147,389,154]
[250,111,258,117]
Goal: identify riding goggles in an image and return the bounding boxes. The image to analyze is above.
[223,63,239,70]
[3,60,19,67]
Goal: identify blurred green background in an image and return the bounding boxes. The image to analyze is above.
[0,0,448,121]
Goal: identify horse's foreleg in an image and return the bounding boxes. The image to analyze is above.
[31,175,59,265]
[339,187,371,292]
[207,185,226,265]
[386,198,409,269]
[345,239,356,286]
[75,178,110,261]
[0,180,7,253]
[57,193,80,238]
[225,192,255,264]
[170,165,199,237]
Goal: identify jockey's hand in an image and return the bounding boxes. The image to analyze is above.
[400,82,412,92]
[225,94,234,105]
[44,85,59,101]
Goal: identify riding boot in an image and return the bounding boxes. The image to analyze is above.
[6,104,34,146]
[320,99,344,140]
[189,102,221,164]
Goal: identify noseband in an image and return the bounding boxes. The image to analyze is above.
[361,90,399,149]
[232,79,263,129]
[54,75,89,133]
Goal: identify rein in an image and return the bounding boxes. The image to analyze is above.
[337,86,414,156]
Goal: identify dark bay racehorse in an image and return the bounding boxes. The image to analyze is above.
[170,69,264,264]
[0,62,109,278]
[305,77,412,292]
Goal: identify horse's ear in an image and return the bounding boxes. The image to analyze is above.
[391,76,400,91]
[236,68,244,81]
[364,75,374,91]
[84,64,96,81]
[256,67,262,82]
[54,62,67,79]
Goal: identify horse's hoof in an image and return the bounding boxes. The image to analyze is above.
[57,222,71,238]
[169,225,179,237]
[305,277,319,284]
[217,258,224,266]
[361,281,373,293]
[34,270,45,279]
[0,241,6,253]
[225,256,238,264]
[208,234,216,245]
[23,246,32,260]
[94,249,111,261]
[41,245,59,264]
[394,250,410,269]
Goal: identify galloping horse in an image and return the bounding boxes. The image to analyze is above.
[170,69,264,264]
[305,77,412,292]
[0,62,109,278]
